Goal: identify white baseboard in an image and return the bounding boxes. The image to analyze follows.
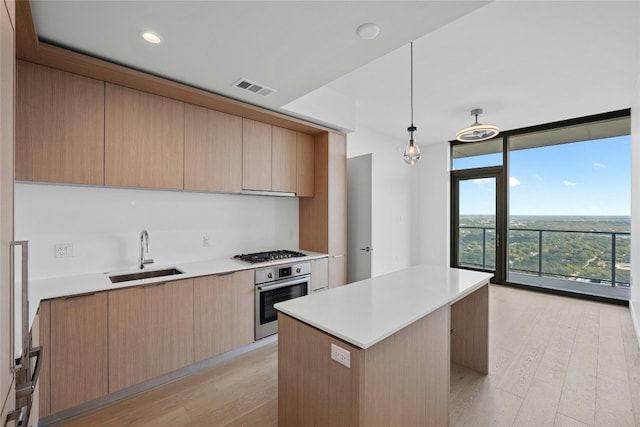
[631,301,640,348]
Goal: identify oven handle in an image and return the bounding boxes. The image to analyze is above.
[256,277,309,292]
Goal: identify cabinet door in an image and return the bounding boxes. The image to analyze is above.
[15,60,105,185]
[184,104,242,193]
[194,270,253,362]
[0,3,14,418]
[162,279,194,373]
[296,132,314,197]
[328,133,347,287]
[271,126,296,193]
[38,302,50,417]
[328,132,347,258]
[299,132,347,287]
[105,83,184,190]
[242,118,272,191]
[29,309,40,426]
[108,279,193,392]
[310,258,328,291]
[108,284,164,392]
[49,293,109,414]
[329,256,346,288]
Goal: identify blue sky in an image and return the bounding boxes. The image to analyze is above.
[456,135,631,216]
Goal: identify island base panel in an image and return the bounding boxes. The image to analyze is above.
[278,306,450,427]
[451,283,489,374]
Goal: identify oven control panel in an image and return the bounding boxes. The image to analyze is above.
[255,262,311,285]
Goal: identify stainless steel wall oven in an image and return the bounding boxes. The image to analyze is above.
[254,262,310,340]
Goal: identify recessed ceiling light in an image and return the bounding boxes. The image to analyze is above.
[356,23,380,40]
[140,31,162,44]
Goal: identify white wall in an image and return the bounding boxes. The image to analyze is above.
[346,126,419,277]
[15,183,299,280]
[417,142,450,266]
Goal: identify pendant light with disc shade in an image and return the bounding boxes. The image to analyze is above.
[455,108,500,142]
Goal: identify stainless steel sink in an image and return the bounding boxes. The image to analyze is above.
[109,268,184,283]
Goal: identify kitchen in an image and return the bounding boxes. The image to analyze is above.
[2,1,640,427]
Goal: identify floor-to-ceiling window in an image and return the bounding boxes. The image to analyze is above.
[451,110,631,301]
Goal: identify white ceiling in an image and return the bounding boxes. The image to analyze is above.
[30,1,639,147]
[319,0,640,146]
[30,0,488,112]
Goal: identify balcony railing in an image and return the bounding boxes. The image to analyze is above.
[458,226,631,287]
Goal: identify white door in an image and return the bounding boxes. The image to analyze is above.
[347,154,372,283]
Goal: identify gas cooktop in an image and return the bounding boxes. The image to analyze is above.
[233,250,307,264]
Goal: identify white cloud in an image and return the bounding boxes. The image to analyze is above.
[509,177,520,187]
[563,180,577,186]
[593,162,606,169]
[472,178,492,185]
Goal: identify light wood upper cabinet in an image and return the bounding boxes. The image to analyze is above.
[108,279,194,392]
[296,132,314,197]
[0,3,14,419]
[271,126,296,193]
[243,119,300,194]
[47,293,109,414]
[242,118,272,191]
[15,60,105,185]
[184,104,242,193]
[194,270,253,362]
[105,83,184,190]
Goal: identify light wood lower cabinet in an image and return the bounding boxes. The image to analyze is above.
[108,279,194,392]
[39,293,109,417]
[194,270,253,362]
[310,258,328,292]
[328,255,346,289]
[37,272,255,415]
[29,310,41,427]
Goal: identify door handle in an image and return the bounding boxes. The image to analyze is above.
[359,246,373,252]
[4,405,28,427]
[15,346,42,399]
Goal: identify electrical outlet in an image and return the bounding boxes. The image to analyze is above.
[331,343,350,368]
[54,243,74,258]
[202,236,210,247]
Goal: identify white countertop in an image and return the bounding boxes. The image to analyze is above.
[23,251,327,354]
[274,264,493,349]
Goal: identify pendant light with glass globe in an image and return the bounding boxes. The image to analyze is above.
[402,42,421,166]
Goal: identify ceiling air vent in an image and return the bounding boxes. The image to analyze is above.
[233,78,276,97]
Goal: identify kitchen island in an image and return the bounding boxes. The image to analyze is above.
[274,264,493,427]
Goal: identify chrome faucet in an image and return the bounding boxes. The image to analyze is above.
[138,229,155,270]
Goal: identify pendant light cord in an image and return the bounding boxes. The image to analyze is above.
[410,41,414,127]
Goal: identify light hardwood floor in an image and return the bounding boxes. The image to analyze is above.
[53,284,640,427]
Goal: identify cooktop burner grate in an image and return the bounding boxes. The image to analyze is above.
[233,250,307,264]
